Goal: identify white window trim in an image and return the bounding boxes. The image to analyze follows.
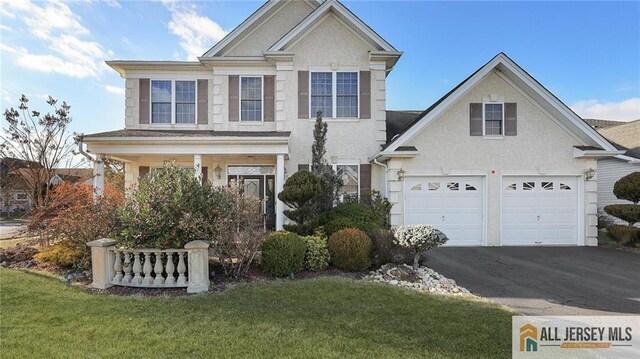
[309,71,359,120]
[149,79,198,125]
[482,102,504,137]
[332,163,361,198]
[239,75,264,123]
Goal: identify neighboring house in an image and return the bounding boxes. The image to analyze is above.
[583,118,626,130]
[593,120,640,222]
[82,0,622,246]
[0,158,93,214]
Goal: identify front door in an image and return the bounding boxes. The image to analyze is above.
[227,174,276,230]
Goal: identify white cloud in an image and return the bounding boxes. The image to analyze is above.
[105,85,125,95]
[103,0,121,8]
[0,24,12,32]
[570,98,640,122]
[0,0,108,79]
[164,2,227,60]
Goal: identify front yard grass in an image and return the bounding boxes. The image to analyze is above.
[0,269,512,358]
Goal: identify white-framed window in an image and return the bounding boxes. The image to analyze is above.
[151,80,197,124]
[240,76,263,122]
[483,103,503,136]
[175,81,196,123]
[333,164,360,200]
[310,71,358,119]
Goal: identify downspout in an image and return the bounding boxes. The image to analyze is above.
[372,157,388,198]
[76,135,97,164]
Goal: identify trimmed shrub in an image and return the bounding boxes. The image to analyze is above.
[603,204,640,226]
[34,240,86,269]
[349,190,393,229]
[278,170,321,235]
[328,228,372,272]
[613,172,640,204]
[606,225,640,247]
[368,228,413,267]
[320,203,385,237]
[303,235,330,271]
[394,225,448,269]
[261,232,306,277]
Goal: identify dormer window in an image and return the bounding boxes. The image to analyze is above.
[151,80,196,124]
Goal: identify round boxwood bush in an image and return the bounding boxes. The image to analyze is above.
[604,204,640,226]
[613,172,640,204]
[320,203,385,237]
[328,228,372,272]
[261,231,307,277]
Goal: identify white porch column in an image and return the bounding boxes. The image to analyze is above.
[193,154,202,180]
[93,155,105,199]
[275,154,285,231]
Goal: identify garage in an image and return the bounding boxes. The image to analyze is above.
[404,176,484,246]
[502,176,579,245]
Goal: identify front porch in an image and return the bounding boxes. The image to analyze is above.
[82,129,290,230]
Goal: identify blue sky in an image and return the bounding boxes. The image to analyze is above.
[1,0,639,138]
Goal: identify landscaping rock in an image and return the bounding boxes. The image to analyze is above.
[364,264,475,297]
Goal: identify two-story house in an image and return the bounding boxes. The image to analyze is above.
[83,0,622,246]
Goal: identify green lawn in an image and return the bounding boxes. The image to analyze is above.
[0,269,513,358]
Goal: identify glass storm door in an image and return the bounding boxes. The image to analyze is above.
[227,174,276,230]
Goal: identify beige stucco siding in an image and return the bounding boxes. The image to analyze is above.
[387,71,598,245]
[225,1,315,57]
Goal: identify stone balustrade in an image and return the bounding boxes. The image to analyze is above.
[87,239,210,294]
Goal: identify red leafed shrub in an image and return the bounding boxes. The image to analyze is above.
[29,181,124,250]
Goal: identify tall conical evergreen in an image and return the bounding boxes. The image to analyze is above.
[311,111,342,213]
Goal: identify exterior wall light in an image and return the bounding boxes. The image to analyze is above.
[214,165,223,179]
[397,168,405,181]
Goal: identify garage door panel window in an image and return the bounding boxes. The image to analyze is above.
[447,182,459,191]
[560,183,572,190]
[410,183,422,191]
[428,182,439,191]
[465,184,477,191]
[542,181,553,190]
[523,182,535,190]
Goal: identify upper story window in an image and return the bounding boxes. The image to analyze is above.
[240,76,263,122]
[175,81,196,123]
[310,71,358,119]
[151,80,196,124]
[484,103,503,136]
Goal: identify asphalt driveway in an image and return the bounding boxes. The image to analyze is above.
[423,246,640,315]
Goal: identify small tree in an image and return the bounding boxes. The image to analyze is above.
[277,170,321,235]
[394,225,448,269]
[311,111,342,213]
[1,95,80,207]
[604,172,640,246]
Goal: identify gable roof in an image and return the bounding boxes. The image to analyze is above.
[379,52,620,155]
[201,0,321,58]
[268,0,398,53]
[385,110,422,143]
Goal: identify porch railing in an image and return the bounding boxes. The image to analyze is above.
[87,239,209,293]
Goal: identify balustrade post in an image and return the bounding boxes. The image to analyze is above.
[153,251,164,286]
[176,252,187,286]
[185,240,210,294]
[113,250,123,284]
[132,252,143,285]
[86,238,118,289]
[141,252,153,286]
[165,252,176,286]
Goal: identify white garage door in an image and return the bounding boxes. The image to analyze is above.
[405,176,483,246]
[502,176,579,245]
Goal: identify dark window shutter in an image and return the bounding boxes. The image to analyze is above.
[228,75,239,122]
[505,103,517,136]
[139,79,150,124]
[201,166,208,185]
[359,71,371,119]
[297,164,309,172]
[298,71,309,119]
[197,79,208,124]
[470,103,483,136]
[138,166,150,178]
[359,164,371,195]
[263,75,275,122]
